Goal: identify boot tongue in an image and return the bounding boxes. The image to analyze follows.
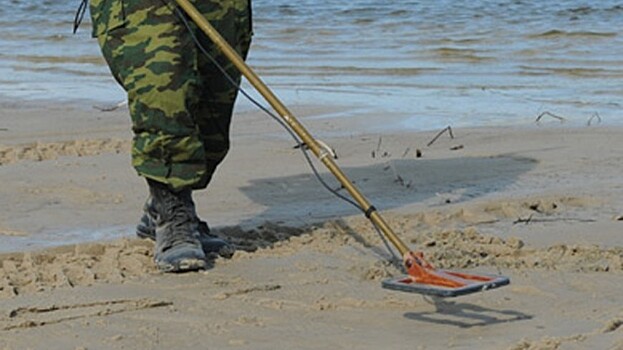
[148,180,192,222]
[157,195,202,250]
[160,188,195,225]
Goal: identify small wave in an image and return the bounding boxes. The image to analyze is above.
[0,54,105,65]
[277,4,298,16]
[519,66,623,78]
[559,6,595,16]
[11,65,107,77]
[353,18,375,25]
[528,30,617,39]
[429,47,495,63]
[389,9,410,16]
[0,32,73,42]
[338,7,382,16]
[415,37,485,47]
[558,4,623,19]
[256,65,440,77]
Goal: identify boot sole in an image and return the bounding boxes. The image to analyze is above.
[157,258,207,273]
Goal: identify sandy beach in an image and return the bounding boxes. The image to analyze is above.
[0,102,622,349]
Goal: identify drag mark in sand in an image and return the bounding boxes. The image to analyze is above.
[212,284,282,300]
[1,298,172,331]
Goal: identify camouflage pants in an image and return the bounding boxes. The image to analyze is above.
[90,0,252,190]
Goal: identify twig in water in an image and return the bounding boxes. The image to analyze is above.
[427,126,454,147]
[536,111,565,123]
[450,145,464,151]
[587,112,602,126]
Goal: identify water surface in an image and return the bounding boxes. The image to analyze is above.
[0,0,622,130]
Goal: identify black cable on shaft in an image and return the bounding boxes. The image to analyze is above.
[169,1,399,262]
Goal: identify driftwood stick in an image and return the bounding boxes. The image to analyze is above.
[427,126,454,147]
[536,111,565,123]
[587,112,602,126]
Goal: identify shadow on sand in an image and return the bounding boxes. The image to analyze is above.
[404,298,533,328]
[235,155,537,225]
[213,154,536,256]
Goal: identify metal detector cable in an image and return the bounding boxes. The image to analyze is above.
[169,1,400,264]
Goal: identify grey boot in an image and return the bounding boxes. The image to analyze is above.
[137,194,235,259]
[147,179,207,272]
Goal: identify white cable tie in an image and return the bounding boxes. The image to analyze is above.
[316,139,338,159]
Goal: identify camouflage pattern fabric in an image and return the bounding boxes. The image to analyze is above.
[90,0,252,190]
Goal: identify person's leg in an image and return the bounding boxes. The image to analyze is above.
[132,0,252,258]
[95,0,210,189]
[92,0,208,271]
[187,0,253,255]
[135,0,252,257]
[193,0,253,186]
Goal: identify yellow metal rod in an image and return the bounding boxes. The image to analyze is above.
[175,0,410,256]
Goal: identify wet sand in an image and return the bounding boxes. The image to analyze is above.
[0,104,622,349]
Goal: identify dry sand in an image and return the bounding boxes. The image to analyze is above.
[0,102,622,349]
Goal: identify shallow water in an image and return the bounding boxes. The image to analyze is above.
[0,0,622,130]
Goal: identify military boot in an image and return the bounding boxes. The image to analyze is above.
[137,194,235,259]
[147,179,207,272]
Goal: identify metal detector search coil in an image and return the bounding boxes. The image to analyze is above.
[382,273,510,298]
